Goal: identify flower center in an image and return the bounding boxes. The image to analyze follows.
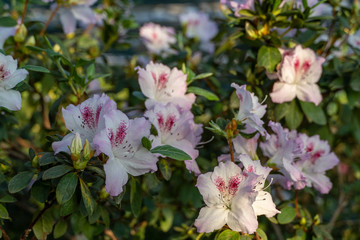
[0,64,10,81]
[214,175,243,209]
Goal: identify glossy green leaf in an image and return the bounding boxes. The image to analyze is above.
[8,171,34,194]
[187,86,219,101]
[277,206,297,224]
[0,17,17,27]
[43,165,73,180]
[300,101,326,125]
[141,137,152,151]
[80,179,96,215]
[257,46,282,73]
[23,65,50,73]
[274,103,289,121]
[151,145,191,161]
[56,172,78,204]
[130,177,142,218]
[256,228,268,240]
[285,100,303,129]
[0,204,10,219]
[39,152,57,166]
[33,210,53,240]
[217,229,241,240]
[158,158,172,181]
[54,219,67,239]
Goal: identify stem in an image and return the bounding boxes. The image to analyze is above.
[228,138,235,163]
[295,190,301,219]
[0,226,10,240]
[40,4,60,37]
[20,200,54,240]
[20,0,29,25]
[279,27,293,38]
[255,232,261,240]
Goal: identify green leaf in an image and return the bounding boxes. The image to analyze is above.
[0,17,17,27]
[86,64,95,80]
[0,204,10,220]
[8,171,35,194]
[80,178,96,215]
[350,71,360,92]
[29,148,36,160]
[130,177,142,218]
[158,158,172,181]
[256,228,268,240]
[86,166,105,178]
[277,206,297,224]
[160,207,174,232]
[274,103,289,121]
[42,165,73,180]
[23,65,51,73]
[56,172,78,204]
[60,194,78,217]
[217,229,241,240]
[257,46,282,73]
[39,152,57,166]
[54,219,67,239]
[313,225,333,240]
[132,91,146,100]
[33,210,53,240]
[141,137,152,151]
[299,101,326,125]
[0,194,16,203]
[151,145,191,161]
[285,100,303,129]
[100,206,110,228]
[193,72,213,80]
[31,182,51,203]
[187,86,219,101]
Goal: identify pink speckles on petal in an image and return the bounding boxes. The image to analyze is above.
[228,175,242,196]
[81,106,96,129]
[165,115,176,131]
[95,105,101,125]
[157,73,168,89]
[157,113,164,127]
[152,72,157,84]
[306,142,314,152]
[311,150,325,163]
[294,58,300,72]
[109,122,128,147]
[215,176,226,195]
[302,60,311,72]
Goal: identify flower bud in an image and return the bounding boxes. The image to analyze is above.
[82,139,92,160]
[70,133,82,161]
[14,24,27,43]
[32,156,39,168]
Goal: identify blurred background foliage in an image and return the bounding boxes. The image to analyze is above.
[0,0,359,239]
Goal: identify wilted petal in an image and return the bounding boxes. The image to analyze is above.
[0,89,22,111]
[194,206,228,233]
[104,158,128,196]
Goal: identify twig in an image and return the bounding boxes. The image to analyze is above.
[228,138,235,162]
[20,0,29,25]
[255,232,261,240]
[40,4,61,37]
[0,226,10,240]
[279,27,293,38]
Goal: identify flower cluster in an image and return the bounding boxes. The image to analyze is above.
[260,121,339,194]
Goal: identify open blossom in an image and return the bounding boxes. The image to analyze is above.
[0,53,28,111]
[296,134,339,194]
[269,45,325,106]
[136,62,195,110]
[93,109,158,196]
[195,161,279,234]
[145,103,203,175]
[52,94,116,155]
[231,83,267,136]
[43,0,98,34]
[260,121,307,190]
[139,23,176,55]
[180,11,218,53]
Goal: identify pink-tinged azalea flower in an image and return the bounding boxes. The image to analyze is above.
[52,94,116,155]
[93,109,158,196]
[139,23,176,56]
[179,11,218,53]
[239,154,280,218]
[43,0,98,34]
[195,161,279,234]
[269,45,325,106]
[0,53,28,111]
[260,121,307,190]
[231,83,267,136]
[145,103,202,175]
[296,134,339,194]
[136,62,195,110]
[0,26,16,49]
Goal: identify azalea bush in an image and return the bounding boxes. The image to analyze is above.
[0,0,359,239]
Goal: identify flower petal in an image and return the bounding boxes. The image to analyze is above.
[52,133,75,154]
[2,69,28,90]
[252,190,280,218]
[59,8,77,34]
[120,147,158,176]
[305,173,332,194]
[296,83,322,106]
[270,82,297,104]
[194,206,228,233]
[71,6,97,25]
[104,157,129,196]
[196,172,221,206]
[0,89,22,111]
